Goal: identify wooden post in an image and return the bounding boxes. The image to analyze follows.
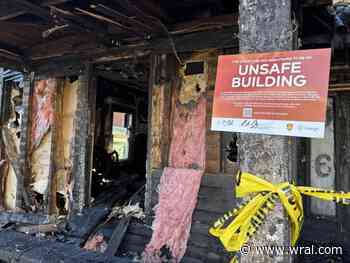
[238,1,295,263]
[18,72,34,209]
[71,65,95,214]
[145,54,173,219]
[0,68,4,207]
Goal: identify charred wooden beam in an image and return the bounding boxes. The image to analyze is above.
[50,6,121,47]
[303,0,332,6]
[18,73,34,210]
[0,41,25,61]
[71,65,94,214]
[152,27,237,53]
[110,0,163,31]
[11,0,51,20]
[171,14,238,34]
[41,0,72,6]
[75,8,145,37]
[128,0,168,21]
[90,4,155,34]
[0,10,26,21]
[105,216,131,256]
[50,6,109,34]
[0,1,26,21]
[30,27,236,75]
[0,0,71,21]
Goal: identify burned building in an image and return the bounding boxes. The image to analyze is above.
[0,0,349,262]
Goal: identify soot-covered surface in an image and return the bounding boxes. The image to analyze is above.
[0,230,132,263]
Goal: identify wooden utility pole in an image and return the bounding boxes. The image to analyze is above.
[238,1,295,263]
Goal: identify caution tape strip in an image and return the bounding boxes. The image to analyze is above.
[209,171,350,262]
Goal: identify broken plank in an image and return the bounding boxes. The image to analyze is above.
[67,206,111,240]
[15,223,58,234]
[0,230,133,263]
[0,211,51,225]
[18,72,34,209]
[105,216,131,256]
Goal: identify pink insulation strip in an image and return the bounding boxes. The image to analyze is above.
[31,79,56,150]
[144,167,203,262]
[144,96,207,262]
[168,97,207,169]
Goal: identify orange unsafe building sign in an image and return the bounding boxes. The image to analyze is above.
[211,49,331,138]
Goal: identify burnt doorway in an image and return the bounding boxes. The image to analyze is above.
[297,95,350,262]
[90,59,149,206]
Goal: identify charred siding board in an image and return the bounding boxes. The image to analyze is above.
[123,169,233,262]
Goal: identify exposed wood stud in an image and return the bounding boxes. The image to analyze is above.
[145,54,157,219]
[18,72,35,210]
[0,68,4,209]
[71,64,94,214]
[41,0,72,6]
[44,78,61,215]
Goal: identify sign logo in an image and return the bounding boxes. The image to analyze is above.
[286,123,294,131]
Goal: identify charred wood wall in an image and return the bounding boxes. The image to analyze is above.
[0,67,92,216]
[146,50,238,215]
[144,51,238,260]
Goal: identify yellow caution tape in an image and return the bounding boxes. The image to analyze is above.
[209,171,350,260]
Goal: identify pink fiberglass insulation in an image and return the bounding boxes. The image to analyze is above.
[168,97,207,169]
[31,79,56,151]
[144,96,206,262]
[144,167,203,262]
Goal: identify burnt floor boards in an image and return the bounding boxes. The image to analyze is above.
[119,170,235,262]
[0,230,133,263]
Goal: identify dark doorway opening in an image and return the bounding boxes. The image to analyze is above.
[91,59,149,207]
